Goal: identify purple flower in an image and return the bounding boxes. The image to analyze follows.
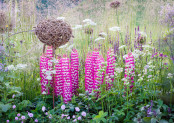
[159,53,163,57]
[6,120,9,123]
[164,63,168,65]
[17,113,21,117]
[73,119,77,122]
[45,112,48,115]
[73,115,76,118]
[35,119,38,122]
[151,100,153,107]
[81,111,86,117]
[61,105,66,110]
[42,106,46,112]
[67,116,70,119]
[12,105,16,109]
[28,112,34,118]
[21,115,25,120]
[61,114,65,119]
[168,108,171,113]
[15,117,18,120]
[75,107,80,112]
[78,116,82,120]
[163,55,168,57]
[49,114,52,119]
[12,94,15,98]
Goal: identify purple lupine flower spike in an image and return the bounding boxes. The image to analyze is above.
[71,49,79,95]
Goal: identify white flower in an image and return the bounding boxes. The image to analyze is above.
[59,44,68,49]
[167,73,173,79]
[37,78,40,81]
[72,25,83,30]
[94,37,105,42]
[42,91,47,95]
[46,76,52,80]
[109,26,120,32]
[119,45,126,49]
[57,17,65,21]
[61,105,66,110]
[83,19,92,23]
[75,107,80,112]
[99,32,107,37]
[6,65,15,70]
[84,21,97,26]
[42,106,46,112]
[16,64,27,70]
[83,19,97,26]
[81,111,86,117]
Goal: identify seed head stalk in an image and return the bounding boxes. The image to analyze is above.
[52,48,56,108]
[116,9,123,44]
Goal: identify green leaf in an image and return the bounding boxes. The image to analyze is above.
[0,103,11,112]
[101,118,107,123]
[99,111,104,116]
[159,120,169,123]
[0,76,4,81]
[143,117,151,123]
[151,118,157,123]
[158,99,163,107]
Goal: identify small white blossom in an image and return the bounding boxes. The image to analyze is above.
[119,45,126,49]
[6,65,15,70]
[59,44,68,49]
[99,32,107,37]
[83,19,92,23]
[167,73,173,79]
[72,25,83,30]
[94,37,105,42]
[109,26,120,32]
[46,76,52,80]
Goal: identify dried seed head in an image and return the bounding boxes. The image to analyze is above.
[35,18,72,49]
[137,36,146,44]
[84,28,93,35]
[110,1,120,9]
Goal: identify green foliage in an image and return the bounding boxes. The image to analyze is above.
[93,111,108,123]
